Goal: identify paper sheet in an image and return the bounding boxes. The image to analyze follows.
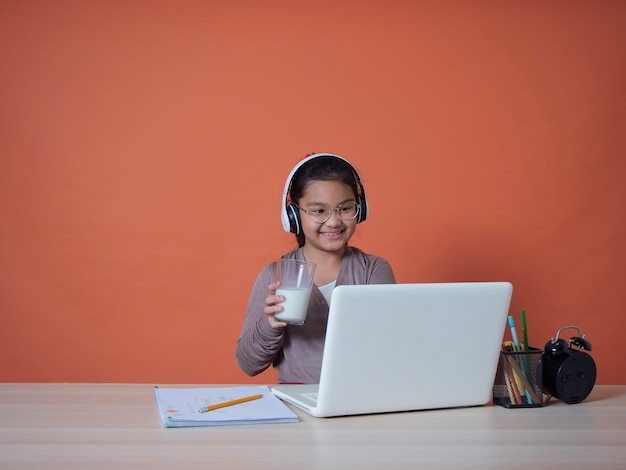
[154,385,298,427]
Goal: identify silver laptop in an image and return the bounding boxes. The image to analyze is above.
[271,282,513,417]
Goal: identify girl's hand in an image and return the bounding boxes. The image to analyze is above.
[264,281,287,329]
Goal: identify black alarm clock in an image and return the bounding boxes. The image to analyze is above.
[541,325,596,404]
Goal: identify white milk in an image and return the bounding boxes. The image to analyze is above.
[274,287,312,325]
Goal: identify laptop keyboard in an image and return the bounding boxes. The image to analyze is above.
[299,392,318,404]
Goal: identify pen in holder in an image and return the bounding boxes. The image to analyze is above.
[493,347,544,408]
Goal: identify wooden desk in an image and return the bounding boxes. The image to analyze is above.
[1,384,625,469]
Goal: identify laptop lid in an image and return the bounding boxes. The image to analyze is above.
[272,282,512,417]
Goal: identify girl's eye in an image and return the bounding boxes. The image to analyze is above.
[310,208,328,215]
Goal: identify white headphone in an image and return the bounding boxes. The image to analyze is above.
[280,153,368,234]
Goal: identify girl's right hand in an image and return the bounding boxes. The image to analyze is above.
[264,281,287,329]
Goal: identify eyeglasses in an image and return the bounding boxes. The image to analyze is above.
[295,201,361,224]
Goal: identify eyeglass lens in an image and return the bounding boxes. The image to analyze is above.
[304,202,360,223]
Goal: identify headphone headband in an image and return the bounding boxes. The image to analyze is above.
[280,153,368,233]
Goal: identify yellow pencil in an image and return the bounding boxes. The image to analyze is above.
[198,394,263,413]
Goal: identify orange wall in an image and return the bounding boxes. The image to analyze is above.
[1,0,624,385]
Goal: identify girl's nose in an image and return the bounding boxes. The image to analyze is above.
[324,209,342,225]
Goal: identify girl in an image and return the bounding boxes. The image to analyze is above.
[236,153,395,383]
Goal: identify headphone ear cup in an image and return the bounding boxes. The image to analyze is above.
[357,196,367,223]
[287,203,301,234]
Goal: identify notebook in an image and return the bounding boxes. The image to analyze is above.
[271,282,513,417]
[154,385,298,427]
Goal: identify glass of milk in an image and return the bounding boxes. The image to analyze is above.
[274,258,317,325]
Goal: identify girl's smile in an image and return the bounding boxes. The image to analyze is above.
[320,229,345,241]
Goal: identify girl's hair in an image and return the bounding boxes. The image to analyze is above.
[289,156,362,247]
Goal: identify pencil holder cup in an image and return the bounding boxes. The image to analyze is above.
[493,348,544,408]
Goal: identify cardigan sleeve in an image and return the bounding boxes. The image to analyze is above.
[235,263,285,377]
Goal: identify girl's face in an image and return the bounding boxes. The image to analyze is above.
[297,179,358,255]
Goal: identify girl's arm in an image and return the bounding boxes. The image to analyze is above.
[235,268,285,376]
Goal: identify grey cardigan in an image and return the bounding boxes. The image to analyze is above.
[235,246,396,384]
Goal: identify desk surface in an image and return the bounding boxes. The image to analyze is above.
[1,384,625,469]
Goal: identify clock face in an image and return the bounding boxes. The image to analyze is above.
[555,352,597,404]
